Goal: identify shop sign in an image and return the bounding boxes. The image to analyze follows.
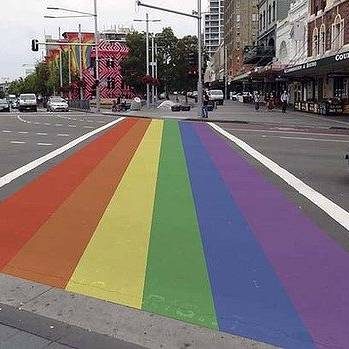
[335,52,349,62]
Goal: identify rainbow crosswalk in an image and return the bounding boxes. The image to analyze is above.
[1,118,349,348]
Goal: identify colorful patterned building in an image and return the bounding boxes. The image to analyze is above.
[46,30,133,100]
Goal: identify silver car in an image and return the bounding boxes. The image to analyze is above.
[0,99,10,112]
[47,96,69,112]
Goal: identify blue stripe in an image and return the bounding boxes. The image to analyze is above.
[180,122,314,349]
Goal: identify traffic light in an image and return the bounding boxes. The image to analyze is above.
[31,39,39,52]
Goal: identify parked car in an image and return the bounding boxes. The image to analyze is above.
[19,93,37,112]
[208,89,224,105]
[47,96,69,112]
[0,99,10,112]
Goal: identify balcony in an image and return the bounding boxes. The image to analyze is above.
[243,45,275,65]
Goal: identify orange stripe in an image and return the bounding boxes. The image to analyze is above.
[0,118,138,270]
[3,120,150,288]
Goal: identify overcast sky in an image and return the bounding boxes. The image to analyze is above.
[0,0,202,81]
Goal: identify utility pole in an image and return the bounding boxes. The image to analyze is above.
[155,42,158,104]
[224,44,228,100]
[151,34,155,107]
[79,24,83,100]
[68,44,72,100]
[93,0,100,112]
[59,27,63,97]
[134,14,160,109]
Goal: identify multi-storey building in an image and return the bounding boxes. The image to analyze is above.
[284,0,349,114]
[45,28,132,101]
[244,0,291,66]
[224,0,258,77]
[204,0,224,59]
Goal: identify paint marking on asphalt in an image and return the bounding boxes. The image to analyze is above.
[209,122,349,232]
[18,131,29,134]
[68,125,77,128]
[55,124,63,127]
[34,122,41,125]
[223,127,349,138]
[37,143,52,146]
[43,123,51,126]
[36,133,48,136]
[279,136,349,143]
[10,141,26,144]
[83,126,94,129]
[2,130,12,133]
[16,115,31,124]
[57,134,70,137]
[0,117,125,189]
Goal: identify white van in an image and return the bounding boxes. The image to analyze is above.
[19,93,37,112]
[208,90,224,105]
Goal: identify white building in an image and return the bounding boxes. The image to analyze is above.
[204,0,224,58]
[276,0,308,66]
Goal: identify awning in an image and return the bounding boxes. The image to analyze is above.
[232,71,251,81]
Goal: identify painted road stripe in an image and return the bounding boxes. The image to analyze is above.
[209,123,349,231]
[2,130,12,133]
[36,133,48,136]
[200,123,349,348]
[10,141,26,144]
[67,120,163,308]
[3,120,150,288]
[37,143,52,146]
[180,122,314,348]
[0,117,125,189]
[0,118,131,269]
[142,120,217,329]
[278,136,349,143]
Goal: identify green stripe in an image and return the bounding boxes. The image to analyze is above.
[142,120,217,329]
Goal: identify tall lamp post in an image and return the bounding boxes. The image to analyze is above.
[45,0,101,111]
[134,15,160,109]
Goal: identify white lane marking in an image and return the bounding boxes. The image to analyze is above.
[86,120,94,123]
[37,143,52,146]
[83,126,94,129]
[43,123,51,126]
[34,122,41,125]
[0,117,125,188]
[10,141,26,144]
[16,115,31,124]
[36,133,48,136]
[209,122,349,231]
[57,134,70,137]
[18,131,29,134]
[55,124,63,127]
[68,125,77,128]
[224,127,349,138]
[279,136,349,143]
[2,130,12,133]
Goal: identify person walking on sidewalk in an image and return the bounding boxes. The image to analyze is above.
[281,90,290,113]
[202,91,210,118]
[254,91,261,111]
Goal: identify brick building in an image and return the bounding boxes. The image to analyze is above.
[285,0,349,114]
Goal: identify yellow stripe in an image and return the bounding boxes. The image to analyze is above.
[66,120,163,308]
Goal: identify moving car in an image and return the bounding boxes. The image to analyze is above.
[0,99,10,112]
[47,96,69,112]
[208,89,224,105]
[19,93,37,112]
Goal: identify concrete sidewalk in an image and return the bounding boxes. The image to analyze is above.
[93,100,349,130]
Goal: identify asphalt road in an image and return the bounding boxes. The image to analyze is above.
[0,110,116,200]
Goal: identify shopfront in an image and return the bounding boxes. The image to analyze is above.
[284,52,349,115]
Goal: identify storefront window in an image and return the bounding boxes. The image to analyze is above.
[332,14,344,51]
[312,27,319,57]
[334,77,344,98]
[320,25,326,56]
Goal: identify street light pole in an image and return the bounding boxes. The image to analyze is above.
[78,24,83,100]
[93,0,100,112]
[151,34,155,107]
[146,13,150,109]
[59,27,63,97]
[197,0,203,117]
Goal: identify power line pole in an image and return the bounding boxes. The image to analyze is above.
[93,0,100,112]
[197,0,203,117]
[151,34,155,107]
[59,27,63,97]
[79,24,83,100]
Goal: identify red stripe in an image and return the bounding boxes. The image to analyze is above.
[0,118,138,268]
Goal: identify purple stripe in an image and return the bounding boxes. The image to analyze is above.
[194,123,349,349]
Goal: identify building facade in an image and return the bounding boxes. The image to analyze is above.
[204,0,225,58]
[285,0,349,113]
[46,28,132,101]
[224,0,258,78]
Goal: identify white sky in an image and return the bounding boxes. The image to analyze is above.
[0,0,202,80]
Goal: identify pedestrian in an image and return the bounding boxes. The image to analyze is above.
[281,90,290,113]
[266,93,274,111]
[254,92,261,111]
[202,91,209,118]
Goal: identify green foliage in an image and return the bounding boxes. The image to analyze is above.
[122,28,206,94]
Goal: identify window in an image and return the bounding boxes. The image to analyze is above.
[312,27,319,57]
[263,10,266,29]
[272,1,276,21]
[268,5,272,24]
[279,40,287,60]
[319,24,326,55]
[332,14,344,51]
[259,14,262,31]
